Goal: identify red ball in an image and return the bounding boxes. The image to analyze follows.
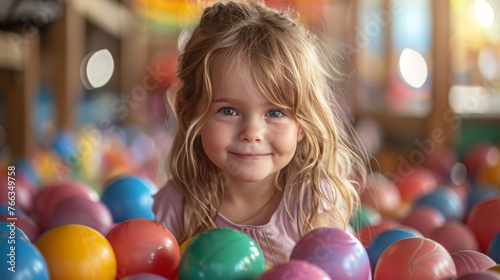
[451,250,496,277]
[395,167,437,203]
[106,218,180,279]
[463,142,499,178]
[428,221,479,253]
[466,196,500,253]
[0,172,36,214]
[258,260,330,280]
[457,271,500,280]
[374,237,456,280]
[0,213,41,242]
[399,205,445,237]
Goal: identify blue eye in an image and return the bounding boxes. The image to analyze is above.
[267,109,285,118]
[219,107,237,116]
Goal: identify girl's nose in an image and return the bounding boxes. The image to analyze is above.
[239,118,263,143]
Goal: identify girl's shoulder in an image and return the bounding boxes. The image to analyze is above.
[152,180,184,240]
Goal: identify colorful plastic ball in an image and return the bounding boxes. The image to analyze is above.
[488,264,500,274]
[451,250,496,277]
[258,260,330,280]
[0,172,36,214]
[457,271,500,280]
[428,221,479,253]
[350,205,381,232]
[35,224,116,280]
[463,142,499,178]
[101,176,157,223]
[366,228,422,269]
[106,218,180,279]
[478,159,500,188]
[399,205,446,237]
[179,236,196,255]
[179,228,266,280]
[34,180,99,229]
[121,273,169,280]
[1,235,49,280]
[290,227,371,280]
[487,231,500,263]
[373,237,456,280]
[360,173,401,216]
[394,167,437,203]
[45,196,114,235]
[414,187,464,220]
[467,185,500,214]
[466,196,500,253]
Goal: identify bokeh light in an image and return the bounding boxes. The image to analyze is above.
[399,48,428,89]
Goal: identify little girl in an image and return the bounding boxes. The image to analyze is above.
[153,0,369,266]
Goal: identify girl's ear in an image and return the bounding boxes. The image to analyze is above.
[297,126,305,142]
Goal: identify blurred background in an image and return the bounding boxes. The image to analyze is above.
[0,0,499,190]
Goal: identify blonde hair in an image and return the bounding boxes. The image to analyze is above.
[167,0,368,243]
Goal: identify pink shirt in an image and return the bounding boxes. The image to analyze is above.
[153,180,303,266]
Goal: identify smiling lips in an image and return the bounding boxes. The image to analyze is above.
[231,152,270,160]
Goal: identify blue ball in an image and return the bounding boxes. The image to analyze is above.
[101,176,157,223]
[414,187,464,220]
[0,235,49,279]
[487,231,500,264]
[366,228,421,269]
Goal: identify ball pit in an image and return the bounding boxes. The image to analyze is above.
[1,235,49,280]
[366,228,422,269]
[451,250,496,277]
[466,196,500,253]
[487,231,500,263]
[428,221,479,253]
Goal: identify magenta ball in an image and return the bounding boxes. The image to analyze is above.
[457,272,500,280]
[290,227,371,280]
[123,273,169,280]
[258,260,330,280]
[45,196,114,235]
[452,250,496,277]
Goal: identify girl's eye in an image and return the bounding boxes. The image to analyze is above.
[219,107,237,116]
[267,109,285,118]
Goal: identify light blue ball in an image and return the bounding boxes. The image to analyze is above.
[0,235,49,280]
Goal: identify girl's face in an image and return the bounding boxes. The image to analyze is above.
[198,56,304,184]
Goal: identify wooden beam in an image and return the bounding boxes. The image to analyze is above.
[429,0,453,145]
[1,31,40,158]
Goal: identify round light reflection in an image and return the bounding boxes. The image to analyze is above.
[85,49,114,89]
[399,48,428,89]
[474,0,495,28]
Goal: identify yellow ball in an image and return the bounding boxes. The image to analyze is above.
[488,264,500,274]
[179,235,196,255]
[35,224,116,280]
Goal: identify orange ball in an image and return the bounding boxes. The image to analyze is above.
[35,224,116,280]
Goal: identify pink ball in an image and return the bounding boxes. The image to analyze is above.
[374,237,456,280]
[395,167,437,203]
[290,227,371,280]
[452,250,497,277]
[399,205,446,237]
[34,181,99,229]
[0,213,41,242]
[45,196,114,235]
[457,271,500,280]
[463,142,500,178]
[360,173,401,216]
[258,260,331,280]
[428,221,479,253]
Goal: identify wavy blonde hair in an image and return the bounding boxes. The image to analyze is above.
[167,0,368,243]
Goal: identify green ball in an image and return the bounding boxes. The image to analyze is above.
[179,228,266,280]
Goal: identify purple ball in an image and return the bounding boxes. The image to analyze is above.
[258,260,331,280]
[46,196,114,235]
[124,273,169,280]
[290,227,372,280]
[457,272,500,280]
